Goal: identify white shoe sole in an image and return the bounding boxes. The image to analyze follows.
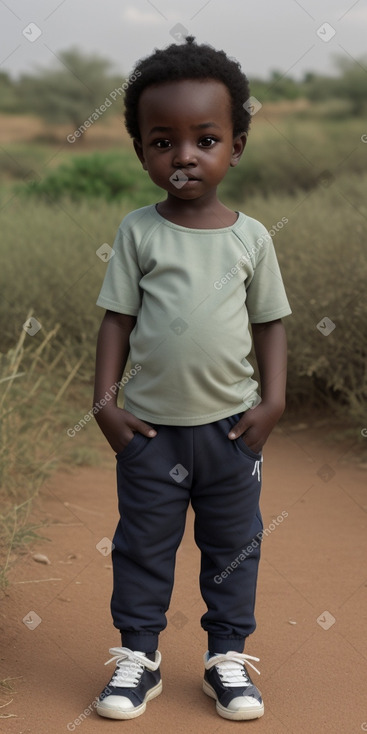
[96,680,162,720]
[203,679,264,720]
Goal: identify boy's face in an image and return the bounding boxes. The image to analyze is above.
[133,79,246,201]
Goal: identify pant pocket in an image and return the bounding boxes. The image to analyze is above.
[235,436,262,460]
[225,412,262,461]
[115,431,147,462]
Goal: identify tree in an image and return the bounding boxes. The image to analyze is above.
[265,70,301,100]
[305,73,339,102]
[18,48,118,136]
[333,54,367,115]
[0,71,20,112]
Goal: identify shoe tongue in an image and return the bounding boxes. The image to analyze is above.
[133,650,156,662]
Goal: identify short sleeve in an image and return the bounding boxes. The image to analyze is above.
[96,223,142,315]
[246,234,292,323]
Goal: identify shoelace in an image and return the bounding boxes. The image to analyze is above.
[204,651,260,687]
[104,646,161,688]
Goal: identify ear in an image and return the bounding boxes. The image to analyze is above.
[230,132,247,168]
[133,139,147,170]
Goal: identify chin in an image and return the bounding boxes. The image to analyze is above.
[170,188,204,199]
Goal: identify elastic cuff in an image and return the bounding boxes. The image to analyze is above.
[120,632,158,653]
[207,634,245,654]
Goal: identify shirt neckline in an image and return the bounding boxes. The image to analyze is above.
[152,204,243,233]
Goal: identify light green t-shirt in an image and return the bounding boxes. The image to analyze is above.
[96,204,291,425]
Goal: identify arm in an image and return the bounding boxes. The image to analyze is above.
[93,310,156,453]
[228,319,287,453]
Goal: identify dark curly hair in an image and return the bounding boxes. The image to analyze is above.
[124,36,251,141]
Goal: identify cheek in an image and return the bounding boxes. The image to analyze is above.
[145,160,169,185]
[146,152,169,169]
[207,145,231,164]
[207,152,231,174]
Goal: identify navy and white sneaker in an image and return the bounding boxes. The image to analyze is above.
[96,646,162,720]
[203,650,264,720]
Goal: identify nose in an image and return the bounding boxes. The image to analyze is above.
[172,143,197,168]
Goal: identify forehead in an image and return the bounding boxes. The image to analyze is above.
[137,78,232,133]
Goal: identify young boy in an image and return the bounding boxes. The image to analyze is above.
[93,36,291,722]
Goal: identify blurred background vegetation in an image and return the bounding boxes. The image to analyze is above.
[1,48,366,584]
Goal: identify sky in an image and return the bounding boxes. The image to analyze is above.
[0,0,366,81]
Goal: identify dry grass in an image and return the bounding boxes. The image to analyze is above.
[0,313,85,588]
[0,113,131,147]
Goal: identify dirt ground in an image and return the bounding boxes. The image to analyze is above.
[1,422,366,734]
[0,113,130,146]
[0,104,310,147]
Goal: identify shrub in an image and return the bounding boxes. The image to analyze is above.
[19,150,160,202]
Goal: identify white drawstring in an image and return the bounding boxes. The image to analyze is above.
[252,454,263,482]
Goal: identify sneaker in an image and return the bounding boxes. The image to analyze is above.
[203,650,264,720]
[96,646,162,720]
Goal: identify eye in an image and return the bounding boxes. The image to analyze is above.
[153,139,171,149]
[199,136,218,148]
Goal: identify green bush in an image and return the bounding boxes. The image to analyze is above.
[19,150,161,202]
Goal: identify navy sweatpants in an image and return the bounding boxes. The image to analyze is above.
[111,411,263,654]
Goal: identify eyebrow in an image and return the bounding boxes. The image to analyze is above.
[148,122,221,134]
